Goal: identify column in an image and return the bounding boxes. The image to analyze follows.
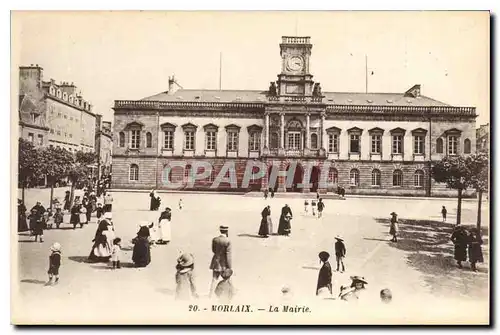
[280,112,285,149]
[320,112,327,150]
[305,112,311,149]
[264,112,270,148]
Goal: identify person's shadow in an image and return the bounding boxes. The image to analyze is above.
[20,279,46,285]
[237,233,264,238]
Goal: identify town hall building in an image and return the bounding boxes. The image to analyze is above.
[112,36,477,197]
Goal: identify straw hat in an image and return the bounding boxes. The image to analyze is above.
[177,253,194,267]
[219,225,229,232]
[50,242,61,252]
[350,276,368,285]
[335,235,344,241]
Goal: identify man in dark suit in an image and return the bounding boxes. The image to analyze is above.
[209,225,232,298]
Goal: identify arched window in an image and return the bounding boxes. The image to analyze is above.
[371,169,381,186]
[350,169,360,186]
[119,132,125,147]
[436,138,444,154]
[69,95,74,103]
[414,170,425,187]
[56,90,62,98]
[129,164,139,181]
[146,132,152,148]
[328,168,338,184]
[393,169,403,187]
[464,138,471,154]
[270,132,279,149]
[62,92,68,101]
[49,86,55,95]
[310,133,318,149]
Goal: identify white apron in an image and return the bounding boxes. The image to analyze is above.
[158,219,172,241]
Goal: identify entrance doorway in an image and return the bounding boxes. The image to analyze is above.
[286,164,304,192]
[311,166,320,192]
[267,165,278,192]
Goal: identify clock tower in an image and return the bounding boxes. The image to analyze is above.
[276,36,314,97]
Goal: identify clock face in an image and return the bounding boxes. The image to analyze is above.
[287,56,304,72]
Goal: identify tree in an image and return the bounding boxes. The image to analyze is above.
[431,155,474,226]
[18,139,41,202]
[67,150,98,205]
[38,146,73,209]
[467,152,489,232]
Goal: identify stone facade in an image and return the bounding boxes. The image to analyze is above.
[112,36,477,197]
[18,65,97,152]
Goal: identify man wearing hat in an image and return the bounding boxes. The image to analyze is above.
[334,235,347,272]
[209,225,232,298]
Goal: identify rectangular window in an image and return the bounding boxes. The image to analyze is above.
[184,131,195,150]
[392,135,403,154]
[206,131,217,150]
[287,132,301,150]
[371,135,382,154]
[28,133,34,143]
[227,132,239,151]
[414,135,425,154]
[249,132,261,151]
[164,131,173,150]
[448,136,459,155]
[328,134,339,153]
[130,130,140,149]
[57,130,61,136]
[36,135,43,145]
[349,134,360,153]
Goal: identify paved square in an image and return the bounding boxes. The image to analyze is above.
[13,189,489,324]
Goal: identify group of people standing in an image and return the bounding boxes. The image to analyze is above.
[451,225,484,272]
[258,204,293,238]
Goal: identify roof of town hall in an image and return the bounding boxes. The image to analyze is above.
[141,89,450,107]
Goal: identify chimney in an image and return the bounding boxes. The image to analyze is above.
[168,75,178,95]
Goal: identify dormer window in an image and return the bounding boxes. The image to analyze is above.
[62,92,68,101]
[56,89,62,98]
[49,86,55,95]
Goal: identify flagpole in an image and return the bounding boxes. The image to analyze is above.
[365,54,368,94]
[219,52,222,90]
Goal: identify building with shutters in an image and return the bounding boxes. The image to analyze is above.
[112,36,477,197]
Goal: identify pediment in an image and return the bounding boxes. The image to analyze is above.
[225,124,241,131]
[160,122,177,129]
[390,127,406,134]
[326,126,341,134]
[247,124,263,132]
[347,127,363,133]
[181,122,198,130]
[124,121,145,129]
[411,127,428,135]
[203,123,219,131]
[368,127,384,134]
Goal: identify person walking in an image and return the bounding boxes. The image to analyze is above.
[103,192,113,213]
[157,207,172,244]
[389,212,399,242]
[111,237,122,269]
[215,268,236,303]
[316,251,332,296]
[441,206,448,223]
[29,208,45,242]
[468,228,484,272]
[209,226,232,298]
[258,205,271,238]
[451,225,469,269]
[311,199,317,216]
[18,199,28,233]
[334,235,346,272]
[175,253,198,300]
[132,223,154,268]
[63,191,71,211]
[70,201,82,229]
[277,204,293,236]
[304,199,309,215]
[317,198,325,219]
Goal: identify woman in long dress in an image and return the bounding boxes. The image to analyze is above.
[389,212,399,242]
[157,208,172,244]
[88,219,113,263]
[277,204,293,236]
[18,199,28,232]
[132,223,153,267]
[149,190,157,211]
[258,206,271,238]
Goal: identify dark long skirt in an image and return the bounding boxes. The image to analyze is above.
[18,214,29,232]
[88,244,111,263]
[468,244,484,263]
[454,244,467,262]
[277,216,291,236]
[258,217,270,236]
[150,196,155,210]
[104,204,112,213]
[132,237,151,267]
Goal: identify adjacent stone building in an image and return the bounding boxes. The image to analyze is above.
[18,65,97,152]
[112,36,477,197]
[95,115,113,177]
[476,123,489,153]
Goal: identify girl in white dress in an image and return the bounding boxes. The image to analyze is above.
[157,207,172,244]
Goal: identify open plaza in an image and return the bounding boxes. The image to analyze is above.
[13,188,489,324]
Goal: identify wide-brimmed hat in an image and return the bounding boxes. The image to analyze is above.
[177,253,194,267]
[350,276,368,285]
[219,225,229,232]
[390,212,397,216]
[281,286,290,294]
[165,207,171,211]
[335,235,344,241]
[103,212,113,219]
[50,242,61,252]
[318,251,330,261]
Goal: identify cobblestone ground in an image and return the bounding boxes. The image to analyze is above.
[13,189,489,324]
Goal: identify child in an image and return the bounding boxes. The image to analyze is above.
[45,209,54,229]
[178,199,183,210]
[316,251,332,296]
[79,206,88,225]
[441,206,447,223]
[47,242,61,285]
[96,203,104,221]
[311,199,317,216]
[380,288,392,303]
[304,199,309,214]
[215,268,235,302]
[54,207,63,229]
[175,253,198,300]
[335,235,346,272]
[111,237,122,269]
[317,198,325,219]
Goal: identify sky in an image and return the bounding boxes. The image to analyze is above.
[12,11,490,126]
